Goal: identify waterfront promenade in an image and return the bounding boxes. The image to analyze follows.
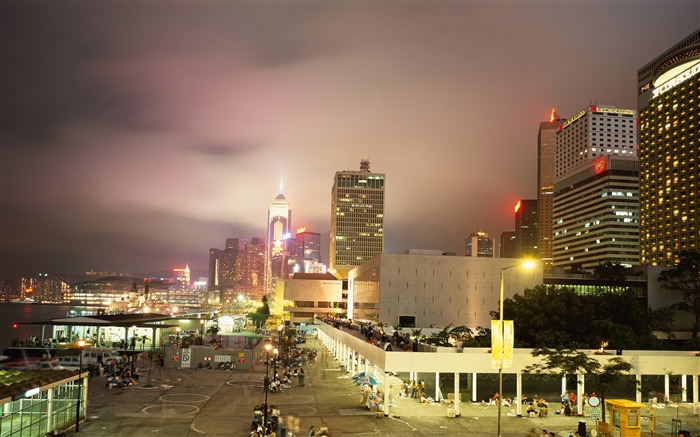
[67,336,699,437]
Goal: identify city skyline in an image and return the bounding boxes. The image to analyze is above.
[1,2,698,284]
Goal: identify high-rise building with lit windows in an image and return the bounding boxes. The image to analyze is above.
[267,187,292,283]
[637,29,700,266]
[537,109,566,271]
[329,157,385,279]
[552,156,640,270]
[555,105,637,180]
[552,104,639,271]
[465,228,496,257]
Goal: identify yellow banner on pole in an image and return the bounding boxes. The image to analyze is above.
[491,320,514,369]
[491,320,502,369]
[503,320,514,369]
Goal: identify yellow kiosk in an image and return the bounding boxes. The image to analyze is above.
[605,399,646,437]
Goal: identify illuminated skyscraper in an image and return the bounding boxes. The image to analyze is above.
[553,104,639,271]
[267,186,292,283]
[537,109,566,271]
[637,29,700,266]
[329,157,385,279]
[465,229,496,258]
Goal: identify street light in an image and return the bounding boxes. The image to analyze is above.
[497,260,535,437]
[75,339,86,432]
[277,324,284,353]
[272,347,279,383]
[263,343,273,427]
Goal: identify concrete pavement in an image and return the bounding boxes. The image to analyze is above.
[66,336,699,436]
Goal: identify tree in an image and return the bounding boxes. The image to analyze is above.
[422,324,473,347]
[247,296,271,329]
[501,285,660,349]
[524,348,636,423]
[658,251,700,339]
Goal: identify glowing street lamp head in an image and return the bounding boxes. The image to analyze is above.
[78,339,86,348]
[273,348,279,355]
[522,260,536,269]
[264,343,272,352]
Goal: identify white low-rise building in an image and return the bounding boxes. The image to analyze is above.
[348,251,542,328]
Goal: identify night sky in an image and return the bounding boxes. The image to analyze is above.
[1,2,698,285]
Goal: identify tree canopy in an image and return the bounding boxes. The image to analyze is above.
[501,285,663,349]
[524,347,636,423]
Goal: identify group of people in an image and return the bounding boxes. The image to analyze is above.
[399,380,426,401]
[251,404,328,437]
[525,396,550,418]
[197,361,236,370]
[526,429,584,437]
[104,368,140,389]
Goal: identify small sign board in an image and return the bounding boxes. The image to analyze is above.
[589,407,602,422]
[181,348,192,368]
[214,355,232,363]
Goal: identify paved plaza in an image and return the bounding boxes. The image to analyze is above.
[66,337,699,437]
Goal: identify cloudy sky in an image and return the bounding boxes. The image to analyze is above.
[1,2,698,284]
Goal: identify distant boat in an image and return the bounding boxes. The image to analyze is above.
[9,297,37,304]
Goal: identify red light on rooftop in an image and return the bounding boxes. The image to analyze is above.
[590,105,597,112]
[594,157,607,174]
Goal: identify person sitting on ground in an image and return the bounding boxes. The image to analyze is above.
[527,403,537,417]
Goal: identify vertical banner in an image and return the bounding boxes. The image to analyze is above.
[491,320,514,369]
[491,320,503,369]
[181,348,192,368]
[503,320,514,369]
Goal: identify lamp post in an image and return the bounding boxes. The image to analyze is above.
[277,324,284,354]
[272,347,279,382]
[263,343,272,427]
[75,339,85,432]
[497,261,535,437]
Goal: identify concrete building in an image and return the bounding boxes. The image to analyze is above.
[538,109,566,272]
[553,155,640,270]
[329,157,385,279]
[272,273,345,323]
[637,28,700,266]
[348,251,542,329]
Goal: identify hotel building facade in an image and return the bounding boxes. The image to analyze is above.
[552,105,639,271]
[637,28,700,266]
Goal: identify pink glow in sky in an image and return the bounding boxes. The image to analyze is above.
[1,2,698,283]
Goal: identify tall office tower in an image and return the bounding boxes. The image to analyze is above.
[514,199,538,258]
[207,248,221,289]
[553,156,640,270]
[267,187,292,283]
[329,157,385,279]
[637,29,700,266]
[240,237,266,298]
[538,109,566,271]
[500,230,517,258]
[465,229,496,257]
[219,238,241,289]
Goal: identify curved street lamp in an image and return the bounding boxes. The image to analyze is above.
[263,343,273,427]
[75,339,86,432]
[497,260,535,437]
